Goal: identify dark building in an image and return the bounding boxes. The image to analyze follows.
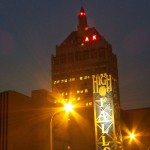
[0,90,53,150]
[51,7,122,150]
[1,90,149,150]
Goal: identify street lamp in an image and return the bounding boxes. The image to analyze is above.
[50,103,73,150]
[122,130,137,150]
[129,133,135,140]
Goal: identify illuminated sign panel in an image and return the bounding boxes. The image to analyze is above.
[85,36,90,42]
[83,34,98,42]
[92,73,117,150]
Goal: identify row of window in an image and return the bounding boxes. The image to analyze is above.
[52,48,107,65]
[54,98,93,107]
[85,102,93,106]
[61,89,88,96]
[54,97,81,103]
[53,76,90,84]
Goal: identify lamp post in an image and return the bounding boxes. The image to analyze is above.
[50,103,73,150]
[129,133,135,140]
[129,133,134,150]
[122,131,136,150]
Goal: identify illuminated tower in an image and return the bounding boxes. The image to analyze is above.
[51,7,122,150]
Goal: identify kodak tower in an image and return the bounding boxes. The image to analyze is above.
[51,7,122,150]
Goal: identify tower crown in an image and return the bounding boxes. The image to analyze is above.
[79,7,86,16]
[77,7,88,34]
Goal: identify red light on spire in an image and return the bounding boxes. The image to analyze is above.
[79,8,86,16]
[80,11,86,16]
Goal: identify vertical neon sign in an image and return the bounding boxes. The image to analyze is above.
[92,73,117,150]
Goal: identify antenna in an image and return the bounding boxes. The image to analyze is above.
[81,0,84,7]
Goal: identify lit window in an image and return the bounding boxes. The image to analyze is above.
[65,92,68,95]
[84,76,88,79]
[62,92,64,96]
[81,43,84,46]
[85,89,88,93]
[77,90,80,94]
[54,81,57,84]
[69,78,75,82]
[61,80,64,83]
[80,77,83,80]
[57,80,60,83]
[86,103,89,106]
[68,145,71,150]
[84,76,90,79]
[65,79,67,82]
[77,97,80,101]
[89,102,93,106]
[80,90,83,93]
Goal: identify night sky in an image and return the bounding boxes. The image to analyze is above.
[0,0,150,109]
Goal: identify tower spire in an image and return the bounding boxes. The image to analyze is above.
[77,6,88,34]
[81,0,83,7]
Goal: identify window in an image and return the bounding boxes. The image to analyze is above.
[83,50,89,59]
[75,51,81,61]
[85,102,93,106]
[56,80,60,83]
[77,97,80,101]
[80,77,83,80]
[91,49,98,58]
[85,89,88,93]
[80,90,83,93]
[72,78,75,81]
[68,53,74,63]
[84,76,90,79]
[69,78,75,82]
[89,102,93,106]
[86,103,89,106]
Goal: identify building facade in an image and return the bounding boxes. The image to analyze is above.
[51,7,119,106]
[51,7,122,150]
[0,90,52,150]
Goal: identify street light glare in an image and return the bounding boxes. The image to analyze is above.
[130,133,135,139]
[65,103,73,113]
